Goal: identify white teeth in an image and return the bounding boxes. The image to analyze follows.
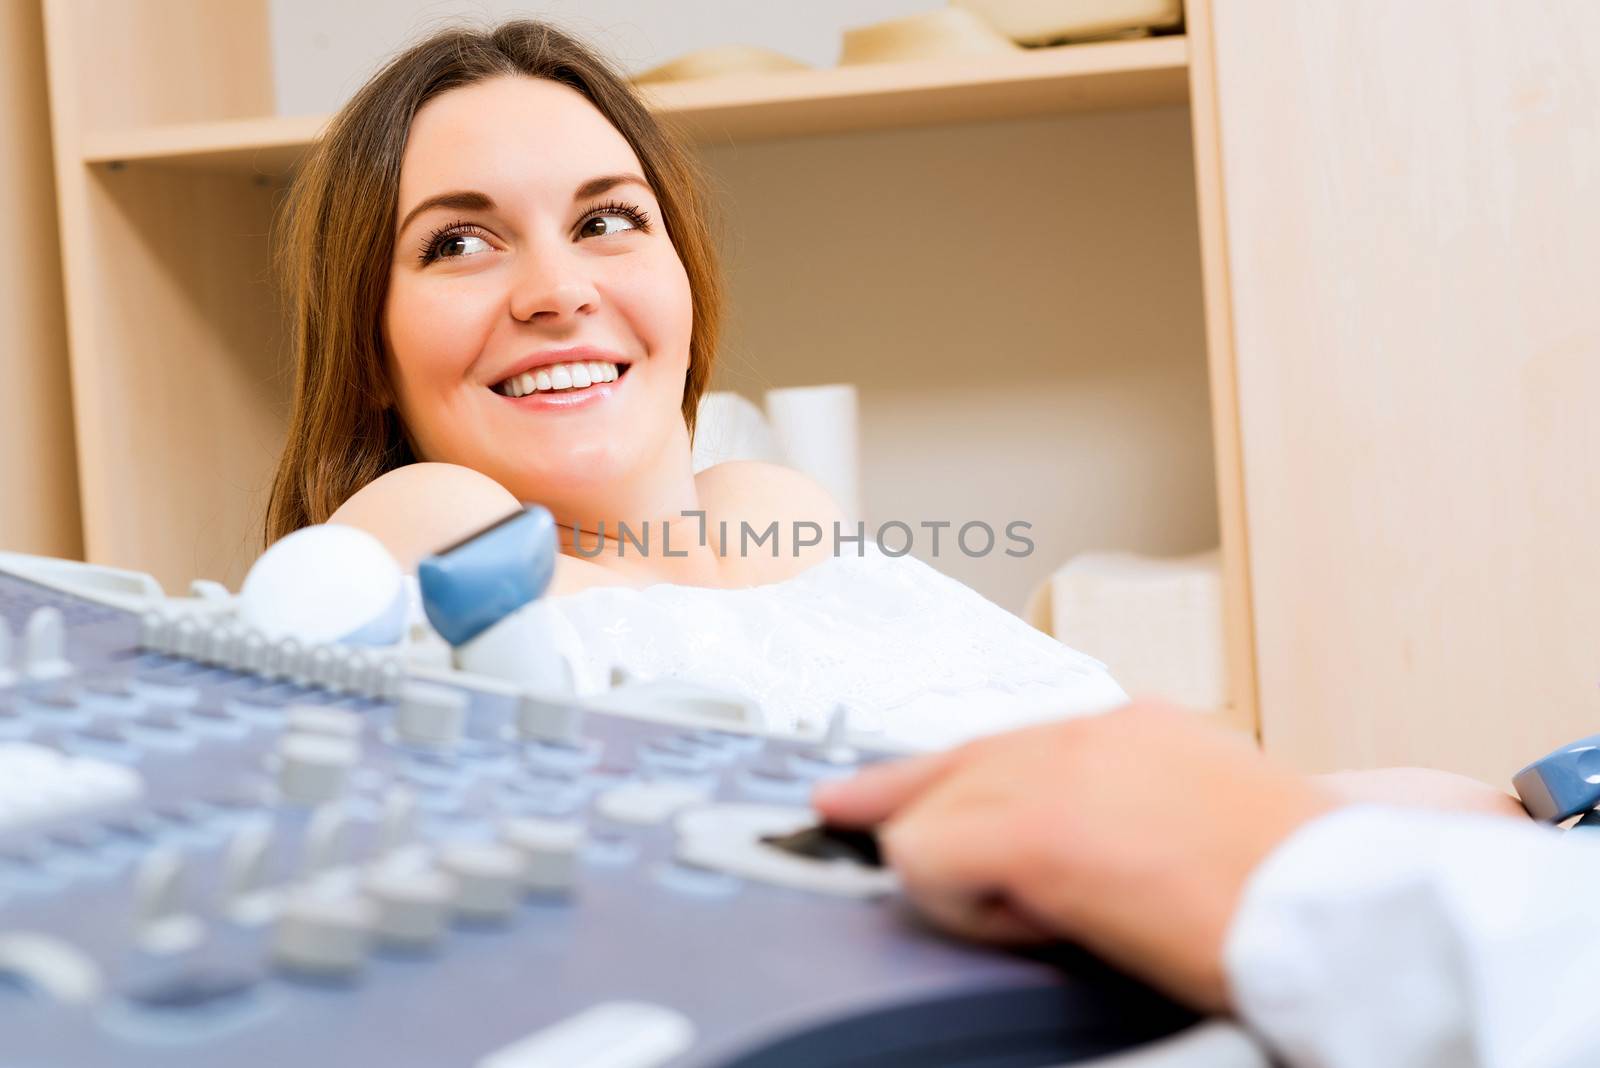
[494,360,623,396]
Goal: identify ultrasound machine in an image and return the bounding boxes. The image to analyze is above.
[0,507,1270,1066]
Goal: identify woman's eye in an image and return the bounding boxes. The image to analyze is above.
[434,233,491,260]
[578,212,640,239]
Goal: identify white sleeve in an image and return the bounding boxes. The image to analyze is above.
[1223,804,1600,1068]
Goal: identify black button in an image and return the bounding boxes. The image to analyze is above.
[761,825,884,868]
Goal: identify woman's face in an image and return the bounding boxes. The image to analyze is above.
[382,75,693,504]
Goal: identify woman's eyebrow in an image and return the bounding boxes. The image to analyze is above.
[398,190,495,236]
[396,173,651,236]
[573,172,651,200]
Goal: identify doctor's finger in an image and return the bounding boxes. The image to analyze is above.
[883,806,1070,944]
[812,748,960,827]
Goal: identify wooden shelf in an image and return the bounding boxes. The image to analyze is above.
[81,35,1187,174]
[83,114,326,175]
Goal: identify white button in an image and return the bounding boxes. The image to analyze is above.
[376,656,405,700]
[364,862,456,949]
[438,842,524,921]
[269,637,303,682]
[377,787,418,853]
[271,890,375,977]
[475,1001,694,1068]
[239,630,267,674]
[22,608,72,681]
[286,705,362,739]
[516,691,584,744]
[0,932,103,1005]
[344,649,377,696]
[133,848,185,927]
[0,618,17,688]
[596,781,709,826]
[395,682,468,748]
[221,824,274,903]
[500,818,585,896]
[276,733,358,806]
[317,645,356,692]
[303,804,351,874]
[171,617,201,661]
[0,745,146,835]
[808,704,859,765]
[197,622,237,666]
[135,611,166,654]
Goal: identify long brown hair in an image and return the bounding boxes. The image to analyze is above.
[264,20,723,544]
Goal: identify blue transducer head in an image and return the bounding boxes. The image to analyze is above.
[417,505,558,648]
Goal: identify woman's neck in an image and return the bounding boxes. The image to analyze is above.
[544,426,724,585]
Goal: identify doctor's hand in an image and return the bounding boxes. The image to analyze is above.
[812,701,1337,1014]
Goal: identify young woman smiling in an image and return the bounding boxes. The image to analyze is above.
[263,20,1130,748]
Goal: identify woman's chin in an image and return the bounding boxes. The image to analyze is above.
[495,454,634,506]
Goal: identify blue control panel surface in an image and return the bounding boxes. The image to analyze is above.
[0,564,1229,1067]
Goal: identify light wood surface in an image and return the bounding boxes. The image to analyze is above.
[80,36,1187,174]
[1179,0,1256,737]
[644,34,1187,142]
[0,0,79,558]
[41,0,285,589]
[700,105,1217,621]
[1211,0,1600,782]
[82,114,327,176]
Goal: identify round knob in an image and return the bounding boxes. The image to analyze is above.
[271,890,375,978]
[438,842,525,921]
[275,734,358,806]
[395,682,468,748]
[515,691,584,744]
[363,863,456,949]
[501,817,585,896]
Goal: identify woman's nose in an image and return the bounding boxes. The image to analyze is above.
[509,251,599,324]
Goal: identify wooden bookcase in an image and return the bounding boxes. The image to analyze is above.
[38,0,1259,737]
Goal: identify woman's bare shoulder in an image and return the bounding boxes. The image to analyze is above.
[329,463,522,570]
[329,462,625,597]
[693,461,845,585]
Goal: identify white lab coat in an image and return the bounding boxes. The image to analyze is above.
[1224,805,1600,1067]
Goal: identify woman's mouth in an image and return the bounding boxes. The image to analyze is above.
[491,360,627,397]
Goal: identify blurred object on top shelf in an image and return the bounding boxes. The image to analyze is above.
[953,0,1185,46]
[691,386,862,524]
[633,45,810,86]
[763,385,862,526]
[839,7,1021,67]
[1026,548,1224,713]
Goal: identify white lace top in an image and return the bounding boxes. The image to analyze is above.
[542,545,1128,751]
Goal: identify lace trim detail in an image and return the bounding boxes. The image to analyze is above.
[547,546,1116,734]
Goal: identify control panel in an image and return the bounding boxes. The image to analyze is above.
[0,555,1263,1067]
